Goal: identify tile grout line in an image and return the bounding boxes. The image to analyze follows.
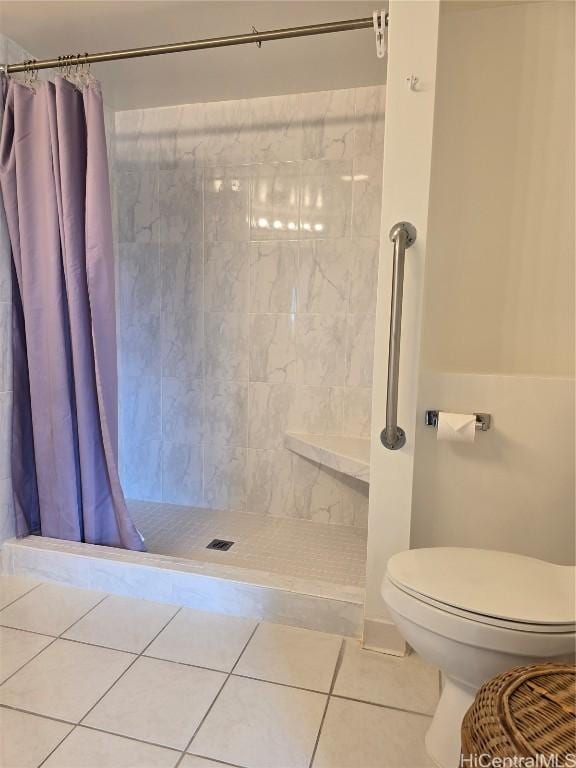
[329,693,434,719]
[158,187,164,505]
[174,620,261,768]
[72,721,184,754]
[0,637,58,689]
[4,694,259,768]
[2,598,436,765]
[243,161,251,516]
[3,626,436,716]
[345,88,357,327]
[187,755,246,768]
[54,593,111,637]
[0,591,110,689]
[0,703,184,763]
[0,704,184,755]
[78,604,184,724]
[200,174,206,509]
[187,753,247,768]
[0,580,43,611]
[9,705,74,768]
[0,682,434,740]
[0,703,76,728]
[34,604,185,768]
[2,586,435,754]
[308,636,345,768]
[0,592,114,768]
[0,622,55,640]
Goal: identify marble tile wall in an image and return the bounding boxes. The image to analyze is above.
[114,85,385,527]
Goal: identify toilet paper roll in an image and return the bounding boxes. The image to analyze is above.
[436,412,476,443]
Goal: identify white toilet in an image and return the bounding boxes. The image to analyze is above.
[382,547,576,768]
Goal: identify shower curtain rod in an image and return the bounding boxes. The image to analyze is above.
[2,15,387,75]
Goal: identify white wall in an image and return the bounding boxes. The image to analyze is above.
[412,373,575,565]
[364,0,441,652]
[412,1,575,565]
[420,1,575,377]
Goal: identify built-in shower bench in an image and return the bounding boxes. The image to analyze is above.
[284,433,370,483]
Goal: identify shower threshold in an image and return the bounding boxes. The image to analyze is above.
[1,501,366,638]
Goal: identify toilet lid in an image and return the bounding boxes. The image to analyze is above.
[387,548,576,626]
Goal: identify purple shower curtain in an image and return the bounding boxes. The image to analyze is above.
[0,74,144,551]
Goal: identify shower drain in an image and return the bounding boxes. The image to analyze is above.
[206,539,234,551]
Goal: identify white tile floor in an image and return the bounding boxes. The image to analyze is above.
[128,500,368,588]
[0,574,439,768]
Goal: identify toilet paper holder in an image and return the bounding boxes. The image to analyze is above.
[425,411,491,432]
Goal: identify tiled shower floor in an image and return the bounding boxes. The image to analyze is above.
[128,500,367,589]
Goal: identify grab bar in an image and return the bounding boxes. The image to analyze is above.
[380,221,417,451]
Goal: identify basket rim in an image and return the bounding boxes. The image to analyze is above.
[499,664,576,758]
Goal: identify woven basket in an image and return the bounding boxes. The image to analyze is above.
[461,664,576,762]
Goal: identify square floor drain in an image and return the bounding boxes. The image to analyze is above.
[206,539,234,551]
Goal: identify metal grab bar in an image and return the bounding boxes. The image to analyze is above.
[380,222,417,451]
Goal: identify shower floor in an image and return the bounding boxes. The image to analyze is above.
[128,500,367,589]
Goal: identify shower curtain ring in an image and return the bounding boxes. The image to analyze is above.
[24,60,34,86]
[251,26,262,48]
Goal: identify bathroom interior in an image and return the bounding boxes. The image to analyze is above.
[0,1,574,767]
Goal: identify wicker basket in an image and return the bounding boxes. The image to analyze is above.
[461,664,576,763]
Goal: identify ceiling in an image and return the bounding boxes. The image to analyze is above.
[0,1,387,110]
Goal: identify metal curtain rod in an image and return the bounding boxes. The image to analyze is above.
[3,15,387,74]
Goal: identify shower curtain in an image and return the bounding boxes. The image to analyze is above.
[0,74,144,551]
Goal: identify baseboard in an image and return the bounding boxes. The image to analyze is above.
[362,617,407,655]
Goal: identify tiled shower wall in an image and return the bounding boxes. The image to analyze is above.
[114,86,385,526]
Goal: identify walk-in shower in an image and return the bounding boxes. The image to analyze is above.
[0,14,386,636]
[114,79,384,607]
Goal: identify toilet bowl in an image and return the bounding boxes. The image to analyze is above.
[381,548,576,768]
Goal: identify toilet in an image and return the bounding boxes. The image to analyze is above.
[382,547,576,768]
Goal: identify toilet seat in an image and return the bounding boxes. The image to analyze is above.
[387,576,575,633]
[387,548,576,632]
